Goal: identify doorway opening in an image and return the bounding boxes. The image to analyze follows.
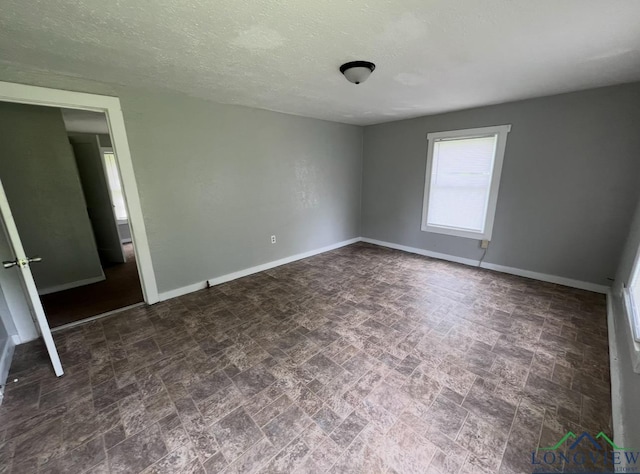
[0,82,159,378]
[1,105,144,328]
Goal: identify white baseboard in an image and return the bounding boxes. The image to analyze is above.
[158,281,208,301]
[361,237,609,294]
[38,275,106,296]
[157,235,609,304]
[0,335,17,403]
[157,237,361,302]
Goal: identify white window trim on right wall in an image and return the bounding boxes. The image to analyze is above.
[421,124,512,240]
[623,242,640,344]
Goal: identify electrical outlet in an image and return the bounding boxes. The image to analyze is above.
[481,239,490,249]
[270,235,276,244]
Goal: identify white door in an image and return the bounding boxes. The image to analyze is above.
[70,135,126,264]
[0,177,63,377]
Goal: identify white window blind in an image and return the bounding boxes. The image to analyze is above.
[627,258,640,343]
[422,125,511,240]
[426,135,497,233]
[103,152,128,220]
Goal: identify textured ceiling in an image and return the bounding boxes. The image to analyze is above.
[2,0,640,125]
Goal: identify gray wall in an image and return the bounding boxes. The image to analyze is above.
[118,222,132,243]
[0,102,104,292]
[0,68,363,296]
[121,92,362,292]
[362,83,640,286]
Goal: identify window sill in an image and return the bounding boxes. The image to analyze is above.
[421,224,489,241]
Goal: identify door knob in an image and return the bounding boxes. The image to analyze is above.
[3,256,42,268]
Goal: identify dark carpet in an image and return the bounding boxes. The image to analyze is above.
[41,243,144,327]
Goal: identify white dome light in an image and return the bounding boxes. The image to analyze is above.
[340,61,376,85]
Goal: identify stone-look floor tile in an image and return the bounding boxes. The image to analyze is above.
[63,403,121,452]
[379,421,438,473]
[120,393,153,437]
[263,435,309,473]
[144,443,203,474]
[551,362,573,388]
[220,438,275,474]
[107,423,167,474]
[197,383,246,426]
[263,404,311,450]
[492,337,534,367]
[524,372,582,417]
[329,410,369,446]
[367,381,412,416]
[40,436,105,474]
[497,401,544,474]
[173,397,220,462]
[252,394,293,427]
[426,394,469,439]
[457,414,508,472]
[402,369,442,406]
[202,452,227,473]
[462,390,516,432]
[12,417,64,466]
[104,424,127,450]
[302,354,345,385]
[1,243,611,474]
[232,365,277,398]
[211,407,263,462]
[329,432,385,474]
[312,405,342,434]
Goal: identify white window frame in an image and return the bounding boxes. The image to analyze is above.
[623,244,640,343]
[421,125,511,240]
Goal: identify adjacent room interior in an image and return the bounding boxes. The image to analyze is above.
[0,103,144,329]
[0,1,639,473]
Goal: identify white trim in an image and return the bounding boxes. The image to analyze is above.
[426,125,513,141]
[0,334,17,401]
[621,290,640,374]
[421,124,511,241]
[362,238,479,267]
[157,236,610,303]
[606,290,625,447]
[159,281,208,301]
[623,288,640,344]
[623,241,640,343]
[158,238,361,302]
[0,81,158,305]
[50,302,145,333]
[361,237,609,294]
[37,275,106,295]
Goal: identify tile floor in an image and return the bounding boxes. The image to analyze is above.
[0,243,611,473]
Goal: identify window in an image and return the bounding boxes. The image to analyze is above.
[624,247,640,343]
[422,125,511,240]
[103,150,128,221]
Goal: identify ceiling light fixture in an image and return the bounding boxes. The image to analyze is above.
[340,61,376,85]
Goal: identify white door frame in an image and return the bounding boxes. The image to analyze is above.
[0,81,159,330]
